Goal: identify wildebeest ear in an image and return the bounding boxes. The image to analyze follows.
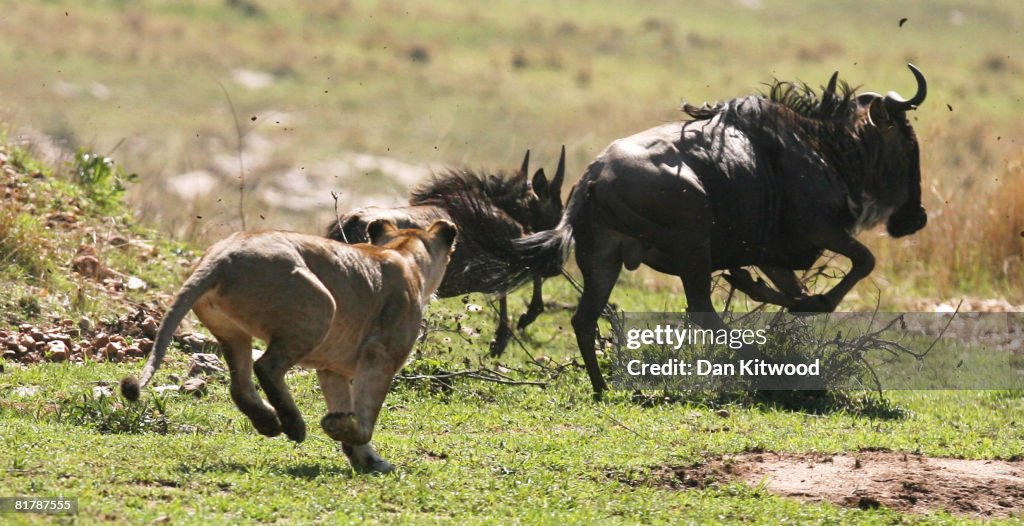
[428,220,458,249]
[366,219,399,246]
[532,168,549,198]
[866,97,892,128]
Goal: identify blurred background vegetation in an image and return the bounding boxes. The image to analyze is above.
[0,0,1021,304]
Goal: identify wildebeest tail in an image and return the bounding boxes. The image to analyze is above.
[120,262,219,401]
[474,186,582,292]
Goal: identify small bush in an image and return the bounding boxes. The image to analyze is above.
[55,392,170,435]
[69,150,138,213]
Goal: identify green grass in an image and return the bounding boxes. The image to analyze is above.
[1,336,1022,524]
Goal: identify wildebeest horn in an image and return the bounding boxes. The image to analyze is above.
[884,63,927,112]
[519,149,531,179]
[551,145,566,195]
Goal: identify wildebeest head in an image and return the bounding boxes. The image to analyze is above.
[526,145,566,232]
[854,64,928,238]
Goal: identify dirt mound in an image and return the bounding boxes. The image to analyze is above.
[661,451,1024,518]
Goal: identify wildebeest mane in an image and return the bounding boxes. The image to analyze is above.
[765,77,856,121]
[681,76,857,122]
[410,168,527,214]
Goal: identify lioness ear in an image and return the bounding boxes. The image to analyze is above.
[428,220,458,249]
[367,219,399,246]
[531,168,549,198]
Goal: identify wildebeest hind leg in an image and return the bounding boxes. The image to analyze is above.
[516,276,546,330]
[489,294,512,357]
[571,234,622,396]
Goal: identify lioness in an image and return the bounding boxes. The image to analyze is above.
[121,219,457,474]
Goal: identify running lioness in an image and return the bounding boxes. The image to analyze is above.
[121,219,457,474]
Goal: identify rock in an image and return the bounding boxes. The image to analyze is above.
[188,353,225,377]
[78,316,93,332]
[180,332,210,353]
[153,385,180,394]
[715,409,731,418]
[125,276,147,291]
[12,386,38,397]
[29,330,46,343]
[92,385,114,398]
[71,246,103,280]
[138,339,154,353]
[181,378,207,396]
[125,345,145,358]
[46,341,68,362]
[93,332,110,348]
[167,374,183,384]
[140,317,158,338]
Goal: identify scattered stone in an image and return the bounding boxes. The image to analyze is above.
[140,317,158,338]
[181,378,207,396]
[46,340,68,361]
[153,385,180,394]
[92,385,114,398]
[180,332,212,353]
[188,353,225,377]
[12,386,38,397]
[125,276,147,291]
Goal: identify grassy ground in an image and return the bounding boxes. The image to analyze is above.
[2,359,1022,524]
[0,0,1020,301]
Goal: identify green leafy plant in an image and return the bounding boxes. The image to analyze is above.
[69,150,138,213]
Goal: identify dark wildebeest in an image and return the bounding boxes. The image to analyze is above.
[492,65,928,394]
[326,149,565,355]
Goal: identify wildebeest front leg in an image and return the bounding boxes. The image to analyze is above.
[489,293,513,357]
[317,369,393,475]
[516,276,546,330]
[790,237,875,312]
[320,341,400,474]
[723,268,795,308]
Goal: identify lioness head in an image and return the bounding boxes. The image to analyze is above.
[367,219,458,300]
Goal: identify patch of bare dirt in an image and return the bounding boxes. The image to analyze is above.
[656,452,1024,518]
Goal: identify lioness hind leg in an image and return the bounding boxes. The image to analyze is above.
[194,303,282,437]
[251,267,337,443]
[254,346,309,443]
[218,332,282,437]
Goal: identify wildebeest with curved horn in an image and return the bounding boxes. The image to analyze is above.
[489,65,928,394]
[326,148,565,356]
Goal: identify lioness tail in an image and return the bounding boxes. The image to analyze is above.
[120,263,219,401]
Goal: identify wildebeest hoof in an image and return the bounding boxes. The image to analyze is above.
[281,415,307,443]
[789,294,836,313]
[321,412,362,443]
[489,325,513,357]
[252,416,284,437]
